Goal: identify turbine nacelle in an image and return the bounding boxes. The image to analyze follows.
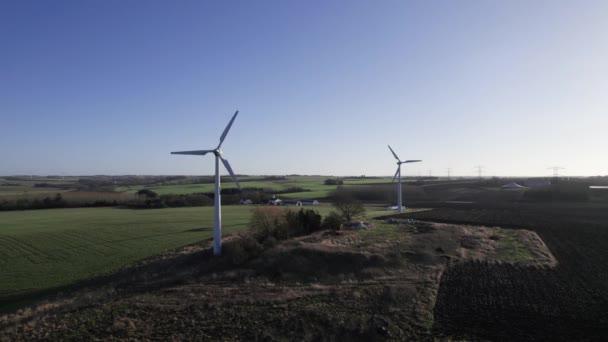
[388,145,421,165]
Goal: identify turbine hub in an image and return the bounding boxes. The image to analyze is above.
[213,149,223,157]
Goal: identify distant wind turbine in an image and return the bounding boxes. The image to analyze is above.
[388,145,421,213]
[171,110,241,256]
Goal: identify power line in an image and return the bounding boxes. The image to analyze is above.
[548,166,565,177]
[474,165,484,179]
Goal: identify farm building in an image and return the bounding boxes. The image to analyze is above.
[281,200,300,206]
[281,200,320,206]
[296,200,319,206]
[268,199,283,206]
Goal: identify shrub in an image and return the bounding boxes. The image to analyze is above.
[250,206,290,240]
[250,207,322,241]
[262,176,287,181]
[281,186,307,193]
[324,178,344,186]
[136,189,158,199]
[299,209,322,234]
[157,193,213,207]
[322,211,343,230]
[285,209,322,236]
[333,193,366,223]
[224,236,264,265]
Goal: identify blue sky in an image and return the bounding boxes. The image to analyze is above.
[1,0,607,177]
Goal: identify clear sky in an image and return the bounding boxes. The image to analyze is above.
[1,0,607,177]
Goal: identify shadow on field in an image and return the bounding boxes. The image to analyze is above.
[182,227,213,233]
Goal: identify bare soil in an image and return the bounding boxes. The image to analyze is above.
[400,206,608,341]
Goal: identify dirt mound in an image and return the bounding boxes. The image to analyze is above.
[400,221,557,267]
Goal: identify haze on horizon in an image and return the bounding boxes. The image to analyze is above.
[1,1,607,178]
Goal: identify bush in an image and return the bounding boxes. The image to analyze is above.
[281,186,307,193]
[250,207,322,241]
[285,209,322,236]
[136,189,158,199]
[322,211,343,230]
[301,209,322,233]
[262,176,287,181]
[0,193,69,211]
[223,236,264,265]
[324,178,344,186]
[250,206,290,240]
[127,193,216,209]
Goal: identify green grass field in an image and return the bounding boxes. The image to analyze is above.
[115,176,392,198]
[115,176,333,194]
[281,190,333,199]
[0,206,254,298]
[0,177,77,198]
[1,176,393,202]
[0,203,392,301]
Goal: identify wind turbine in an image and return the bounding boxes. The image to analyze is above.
[171,110,241,256]
[388,145,421,213]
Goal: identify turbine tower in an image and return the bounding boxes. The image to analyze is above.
[171,110,241,256]
[388,145,421,213]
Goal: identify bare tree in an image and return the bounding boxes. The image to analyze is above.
[333,193,365,223]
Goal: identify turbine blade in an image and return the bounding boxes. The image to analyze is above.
[171,150,213,156]
[218,110,239,148]
[392,167,399,182]
[403,160,422,163]
[388,145,401,161]
[220,157,241,190]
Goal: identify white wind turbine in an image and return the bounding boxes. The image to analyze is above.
[172,110,241,256]
[388,145,421,213]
